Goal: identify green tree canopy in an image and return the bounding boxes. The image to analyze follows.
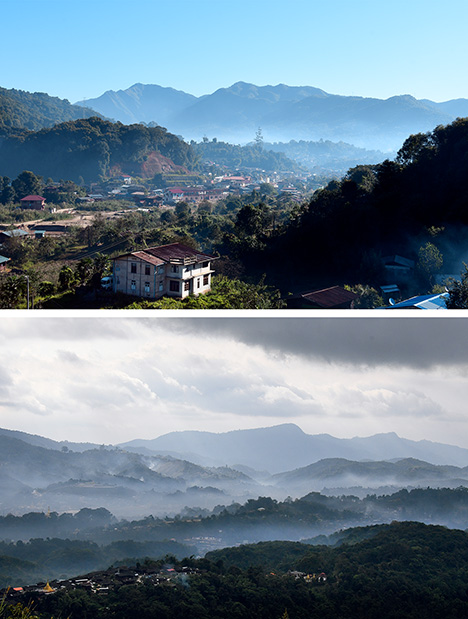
[11,170,42,199]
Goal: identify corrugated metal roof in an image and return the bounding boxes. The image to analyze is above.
[382,255,415,268]
[0,229,29,237]
[115,243,216,266]
[144,243,215,264]
[131,251,165,266]
[387,293,449,309]
[297,286,357,308]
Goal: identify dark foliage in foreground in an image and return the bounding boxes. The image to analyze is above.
[33,521,468,618]
[250,118,468,289]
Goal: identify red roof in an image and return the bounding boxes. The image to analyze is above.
[21,195,45,201]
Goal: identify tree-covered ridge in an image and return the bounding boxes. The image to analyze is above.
[26,522,468,618]
[0,87,99,134]
[0,117,197,182]
[264,139,387,171]
[0,537,194,588]
[249,117,468,293]
[0,488,463,551]
[192,139,303,173]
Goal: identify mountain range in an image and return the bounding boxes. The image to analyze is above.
[77,82,468,150]
[2,424,468,519]
[121,423,468,473]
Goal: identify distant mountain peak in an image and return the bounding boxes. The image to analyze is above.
[71,81,467,150]
[120,424,468,473]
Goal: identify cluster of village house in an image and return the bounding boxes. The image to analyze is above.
[2,564,327,603]
[0,186,454,309]
[13,171,305,212]
[86,175,304,207]
[3,564,201,600]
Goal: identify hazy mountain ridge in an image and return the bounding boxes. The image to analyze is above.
[78,83,197,126]
[77,82,468,150]
[4,425,468,519]
[271,457,468,494]
[121,424,468,472]
[0,433,260,518]
[0,427,100,452]
[264,139,387,171]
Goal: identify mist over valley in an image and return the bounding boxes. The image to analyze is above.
[3,424,468,534]
[76,82,468,152]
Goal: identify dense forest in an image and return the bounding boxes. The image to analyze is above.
[2,487,468,553]
[0,87,98,134]
[10,521,468,618]
[0,537,194,588]
[0,118,196,181]
[237,117,468,292]
[192,138,303,173]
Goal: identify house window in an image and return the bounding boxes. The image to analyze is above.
[203,261,209,268]
[158,265,164,274]
[159,281,164,291]
[184,280,190,291]
[116,276,120,285]
[170,280,180,292]
[131,263,137,274]
[131,280,136,291]
[145,265,151,276]
[171,265,179,273]
[144,282,150,294]
[197,278,201,289]
[203,274,209,286]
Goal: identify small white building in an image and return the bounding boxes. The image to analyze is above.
[113,242,217,299]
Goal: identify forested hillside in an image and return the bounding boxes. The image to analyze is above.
[3,487,466,551]
[0,537,193,588]
[241,117,468,291]
[23,521,468,619]
[264,139,387,172]
[0,87,98,133]
[0,117,196,181]
[192,139,303,173]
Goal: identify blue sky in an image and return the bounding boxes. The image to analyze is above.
[3,0,468,103]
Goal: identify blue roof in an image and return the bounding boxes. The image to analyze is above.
[0,255,10,265]
[387,293,449,309]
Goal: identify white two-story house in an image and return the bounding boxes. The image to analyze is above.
[112,242,217,299]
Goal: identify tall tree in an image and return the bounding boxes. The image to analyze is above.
[11,170,42,199]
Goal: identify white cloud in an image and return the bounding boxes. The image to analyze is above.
[0,316,466,448]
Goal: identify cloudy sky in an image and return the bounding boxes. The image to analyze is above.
[2,0,468,103]
[1,315,467,449]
